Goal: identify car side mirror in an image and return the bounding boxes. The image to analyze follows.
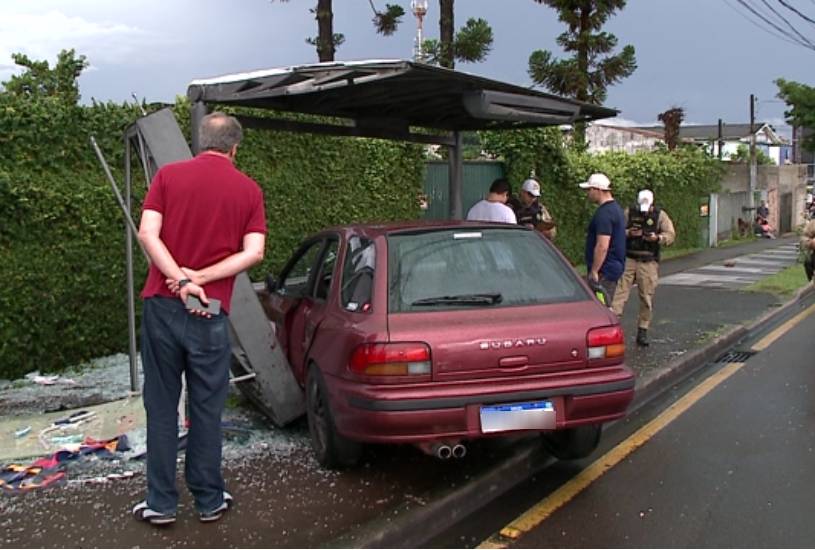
[265,274,278,293]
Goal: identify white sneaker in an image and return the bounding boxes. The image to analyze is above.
[132,500,176,525]
[199,491,233,523]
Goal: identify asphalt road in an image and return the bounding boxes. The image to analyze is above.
[442,300,815,548]
[0,236,804,549]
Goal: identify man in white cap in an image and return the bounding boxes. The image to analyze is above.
[579,173,626,305]
[611,189,676,347]
[513,176,557,239]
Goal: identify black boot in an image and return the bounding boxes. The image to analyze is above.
[636,327,649,347]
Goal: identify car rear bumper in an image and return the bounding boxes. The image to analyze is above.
[327,366,635,444]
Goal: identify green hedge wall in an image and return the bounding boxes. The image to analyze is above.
[0,93,723,380]
[0,96,424,379]
[482,128,725,263]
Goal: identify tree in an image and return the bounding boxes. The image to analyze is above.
[657,107,684,151]
[422,1,493,69]
[276,1,491,67]
[2,49,88,105]
[274,1,405,62]
[304,0,342,62]
[776,78,815,153]
[528,0,636,145]
[369,1,405,35]
[729,144,774,165]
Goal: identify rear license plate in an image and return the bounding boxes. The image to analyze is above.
[480,400,555,433]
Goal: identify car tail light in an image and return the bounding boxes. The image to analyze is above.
[349,342,431,376]
[587,325,625,361]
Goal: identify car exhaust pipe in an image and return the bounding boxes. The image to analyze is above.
[416,441,460,460]
[436,444,452,460]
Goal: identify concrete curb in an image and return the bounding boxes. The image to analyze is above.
[329,283,815,549]
[630,283,814,415]
[327,441,552,549]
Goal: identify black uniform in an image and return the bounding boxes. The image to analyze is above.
[626,206,661,262]
[514,200,544,227]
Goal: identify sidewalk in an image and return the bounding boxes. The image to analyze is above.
[0,236,810,549]
[620,235,801,396]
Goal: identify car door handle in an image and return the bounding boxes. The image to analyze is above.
[499,356,529,368]
[304,322,317,347]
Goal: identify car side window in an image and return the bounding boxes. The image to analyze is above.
[314,239,339,301]
[278,240,324,297]
[341,236,375,312]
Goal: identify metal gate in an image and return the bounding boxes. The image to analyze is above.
[422,161,505,219]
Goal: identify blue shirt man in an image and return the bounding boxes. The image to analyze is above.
[579,173,626,304]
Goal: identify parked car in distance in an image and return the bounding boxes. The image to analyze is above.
[246,220,635,468]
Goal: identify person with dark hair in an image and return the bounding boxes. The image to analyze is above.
[466,177,517,224]
[133,111,267,525]
[757,200,769,221]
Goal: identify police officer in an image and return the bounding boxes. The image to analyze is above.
[611,189,676,346]
[514,176,557,240]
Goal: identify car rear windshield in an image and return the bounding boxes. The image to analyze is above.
[387,228,589,313]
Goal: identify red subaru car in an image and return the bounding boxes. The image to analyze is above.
[259,221,634,467]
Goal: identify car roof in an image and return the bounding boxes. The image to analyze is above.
[319,220,530,238]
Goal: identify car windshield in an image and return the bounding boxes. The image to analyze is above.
[387,228,589,313]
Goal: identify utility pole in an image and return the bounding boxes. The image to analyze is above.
[749,94,757,212]
[717,118,724,160]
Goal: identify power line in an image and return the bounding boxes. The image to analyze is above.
[723,0,800,46]
[722,0,813,47]
[739,0,804,42]
[758,0,815,47]
[727,0,815,51]
[777,0,815,27]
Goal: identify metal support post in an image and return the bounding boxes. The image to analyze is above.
[717,119,724,160]
[448,130,463,220]
[124,136,139,393]
[191,101,208,155]
[749,94,757,212]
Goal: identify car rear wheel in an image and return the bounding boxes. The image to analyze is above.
[540,424,602,460]
[306,365,362,469]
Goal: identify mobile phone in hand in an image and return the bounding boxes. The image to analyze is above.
[185,295,221,315]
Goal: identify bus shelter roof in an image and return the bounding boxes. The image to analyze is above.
[186,59,617,135]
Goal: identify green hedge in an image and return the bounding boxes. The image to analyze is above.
[482,128,724,263]
[0,93,723,380]
[0,96,424,379]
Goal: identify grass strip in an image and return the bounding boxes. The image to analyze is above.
[745,263,810,297]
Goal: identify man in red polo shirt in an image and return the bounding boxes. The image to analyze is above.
[133,112,266,525]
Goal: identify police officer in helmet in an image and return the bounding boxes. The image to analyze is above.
[611,189,676,346]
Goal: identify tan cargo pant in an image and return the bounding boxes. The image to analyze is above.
[611,258,659,329]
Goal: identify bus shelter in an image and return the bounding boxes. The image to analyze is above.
[117,59,617,424]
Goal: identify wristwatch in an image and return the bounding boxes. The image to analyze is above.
[178,278,191,288]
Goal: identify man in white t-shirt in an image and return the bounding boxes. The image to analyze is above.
[466,178,517,224]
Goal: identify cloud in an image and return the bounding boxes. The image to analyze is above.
[0,10,173,81]
[600,116,657,128]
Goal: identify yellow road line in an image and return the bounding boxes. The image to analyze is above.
[477,300,815,549]
[751,302,815,351]
[477,361,745,549]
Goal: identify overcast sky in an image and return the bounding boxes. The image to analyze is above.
[1,0,812,136]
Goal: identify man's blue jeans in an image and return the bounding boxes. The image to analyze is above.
[141,296,230,514]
